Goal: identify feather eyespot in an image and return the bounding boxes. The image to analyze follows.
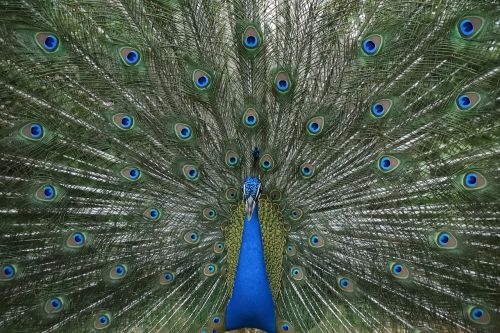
[184,230,200,244]
[466,305,490,324]
[275,72,291,93]
[362,34,383,55]
[279,321,293,332]
[121,166,141,181]
[35,33,59,52]
[94,313,112,330]
[35,184,57,202]
[0,264,16,281]
[225,151,240,167]
[21,122,45,141]
[300,163,315,178]
[434,231,458,249]
[289,208,303,221]
[203,207,217,221]
[144,207,161,222]
[269,189,282,202]
[242,108,259,128]
[389,261,410,279]
[203,263,217,277]
[120,47,141,65]
[458,17,484,39]
[182,165,199,181]
[225,188,238,202]
[193,70,211,89]
[113,114,134,130]
[456,92,480,111]
[377,155,400,173]
[213,242,225,254]
[110,264,127,280]
[338,277,354,292]
[371,99,392,118]
[259,154,275,171]
[45,297,64,314]
[308,234,324,248]
[160,272,175,285]
[462,171,486,190]
[306,116,324,135]
[242,26,261,49]
[286,244,297,256]
[66,231,87,248]
[290,267,304,281]
[175,123,193,141]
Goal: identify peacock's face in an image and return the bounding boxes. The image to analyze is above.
[243,176,261,219]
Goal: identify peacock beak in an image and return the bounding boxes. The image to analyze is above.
[245,196,256,221]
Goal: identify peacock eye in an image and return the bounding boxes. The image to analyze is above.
[225,151,240,167]
[458,17,484,39]
[193,69,211,89]
[455,92,480,111]
[94,313,112,330]
[371,99,392,118]
[213,242,225,254]
[160,271,175,285]
[242,26,261,49]
[121,166,142,181]
[434,230,458,249]
[259,154,275,171]
[338,277,354,292]
[306,116,324,135]
[144,207,161,222]
[184,230,200,244]
[110,264,127,279]
[119,47,141,65]
[175,123,193,140]
[113,114,134,130]
[466,305,490,325]
[45,297,64,314]
[290,266,304,281]
[308,234,324,248]
[362,34,383,55]
[203,263,218,276]
[300,163,315,178]
[242,108,259,128]
[1,264,16,281]
[203,207,217,221]
[377,155,400,173]
[21,122,45,141]
[274,71,291,93]
[66,231,87,248]
[182,164,199,181]
[35,33,60,52]
[462,171,486,190]
[389,262,410,279]
[35,184,57,201]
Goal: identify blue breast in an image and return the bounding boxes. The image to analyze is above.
[225,204,276,333]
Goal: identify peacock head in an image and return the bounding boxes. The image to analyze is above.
[243,176,261,220]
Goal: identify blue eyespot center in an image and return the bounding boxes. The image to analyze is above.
[191,232,198,240]
[292,268,300,275]
[121,116,132,128]
[458,95,471,109]
[372,103,385,116]
[3,265,14,278]
[213,316,220,323]
[363,40,376,54]
[73,232,84,245]
[229,157,237,165]
[197,75,209,88]
[465,172,477,187]
[311,236,319,244]
[189,169,197,178]
[277,79,289,91]
[126,50,139,64]
[380,157,391,170]
[340,278,349,288]
[99,315,109,324]
[150,209,159,219]
[392,264,403,275]
[472,307,483,319]
[282,324,289,331]
[30,123,43,138]
[115,265,125,276]
[263,161,271,168]
[246,115,256,125]
[44,35,58,51]
[438,232,449,245]
[165,273,173,281]
[302,167,311,175]
[43,185,55,199]
[180,127,191,138]
[129,168,140,179]
[308,122,320,133]
[460,20,474,36]
[208,264,215,272]
[244,35,258,48]
[51,298,61,309]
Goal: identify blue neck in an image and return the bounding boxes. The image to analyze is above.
[225,203,276,333]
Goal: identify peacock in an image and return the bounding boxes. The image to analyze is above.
[0,0,499,332]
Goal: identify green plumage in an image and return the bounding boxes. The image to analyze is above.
[0,0,499,332]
